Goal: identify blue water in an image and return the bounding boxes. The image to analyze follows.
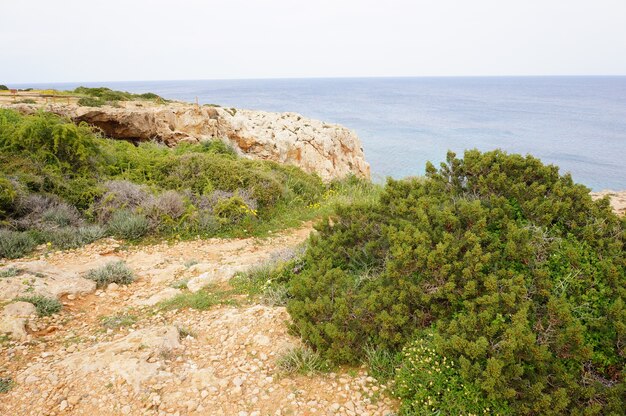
[15,77,626,190]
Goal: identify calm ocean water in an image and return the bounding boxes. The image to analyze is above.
[16,77,626,190]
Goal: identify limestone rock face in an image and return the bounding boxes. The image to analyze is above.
[7,101,370,181]
[0,301,37,340]
[0,261,96,302]
[18,326,181,392]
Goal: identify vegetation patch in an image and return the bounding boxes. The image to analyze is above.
[158,286,237,311]
[0,108,372,259]
[16,295,62,317]
[0,377,14,394]
[85,261,135,288]
[100,313,137,329]
[286,150,625,415]
[276,346,329,375]
[0,266,22,278]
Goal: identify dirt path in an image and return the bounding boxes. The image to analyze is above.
[0,225,396,416]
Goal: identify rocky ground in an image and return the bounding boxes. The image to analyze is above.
[0,225,396,416]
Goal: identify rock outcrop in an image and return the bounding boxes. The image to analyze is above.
[5,101,370,181]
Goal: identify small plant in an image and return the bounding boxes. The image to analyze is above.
[276,346,328,375]
[16,99,36,104]
[85,261,135,288]
[100,313,137,329]
[183,259,199,268]
[0,266,22,278]
[0,377,14,394]
[16,295,62,317]
[0,230,37,259]
[170,279,188,290]
[177,326,196,339]
[364,345,400,383]
[106,210,150,240]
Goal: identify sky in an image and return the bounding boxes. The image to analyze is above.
[2,0,626,83]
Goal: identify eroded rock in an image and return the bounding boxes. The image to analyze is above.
[5,101,370,181]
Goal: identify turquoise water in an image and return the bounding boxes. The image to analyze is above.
[17,77,626,190]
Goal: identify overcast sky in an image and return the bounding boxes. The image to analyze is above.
[2,0,626,83]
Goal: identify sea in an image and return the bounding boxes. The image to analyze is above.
[14,77,626,191]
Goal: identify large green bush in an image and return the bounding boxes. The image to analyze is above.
[287,150,625,415]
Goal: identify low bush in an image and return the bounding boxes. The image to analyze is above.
[287,150,625,414]
[16,295,62,317]
[86,261,135,288]
[106,210,150,240]
[77,96,105,107]
[0,230,37,259]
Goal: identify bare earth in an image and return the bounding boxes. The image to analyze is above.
[0,225,396,416]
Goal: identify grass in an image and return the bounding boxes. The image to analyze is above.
[15,295,62,317]
[158,285,237,311]
[276,346,329,375]
[85,261,135,288]
[364,345,400,383]
[100,313,137,329]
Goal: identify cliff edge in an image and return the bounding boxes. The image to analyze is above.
[4,100,370,182]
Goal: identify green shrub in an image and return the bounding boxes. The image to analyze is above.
[0,85,8,90]
[0,109,99,171]
[86,261,135,288]
[287,150,625,415]
[16,295,62,317]
[106,210,150,240]
[0,230,37,259]
[214,195,257,224]
[77,96,106,107]
[0,175,16,218]
[395,331,511,415]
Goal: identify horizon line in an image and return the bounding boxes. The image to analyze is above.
[7,74,626,86]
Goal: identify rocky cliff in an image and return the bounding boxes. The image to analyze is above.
[4,101,370,182]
